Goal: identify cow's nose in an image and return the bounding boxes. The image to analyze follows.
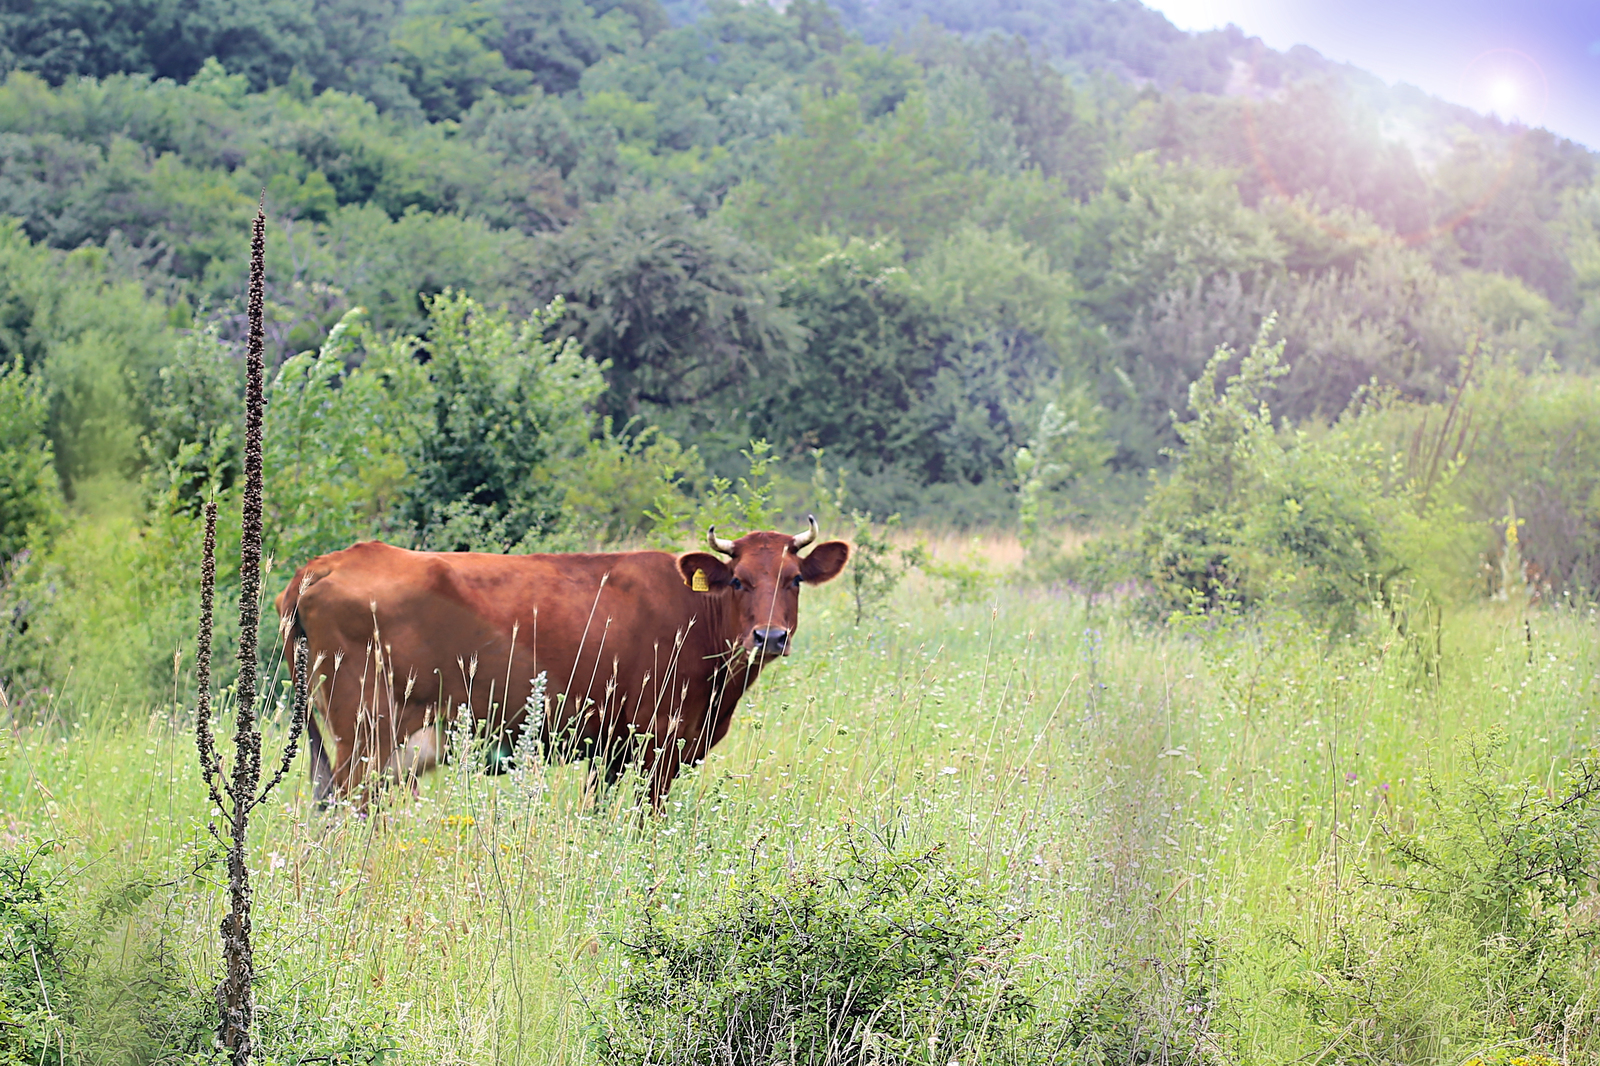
[753,626,789,654]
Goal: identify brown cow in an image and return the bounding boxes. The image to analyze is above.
[275,517,849,808]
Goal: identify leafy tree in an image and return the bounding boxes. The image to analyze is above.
[302,0,417,110]
[1560,175,1600,365]
[401,291,606,551]
[534,189,798,424]
[752,227,1075,514]
[264,308,430,562]
[1014,385,1111,554]
[494,0,644,95]
[391,0,533,121]
[1139,319,1422,627]
[1433,127,1594,306]
[141,327,243,512]
[1126,81,1433,237]
[722,88,980,257]
[1444,367,1600,594]
[1065,155,1284,333]
[0,224,173,489]
[0,0,322,90]
[835,0,1242,92]
[903,28,1105,194]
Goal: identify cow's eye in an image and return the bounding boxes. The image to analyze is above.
[792,575,803,588]
[729,577,744,591]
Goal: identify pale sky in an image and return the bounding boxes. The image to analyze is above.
[1143,0,1600,149]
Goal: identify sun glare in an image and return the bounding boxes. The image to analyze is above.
[1460,48,1548,126]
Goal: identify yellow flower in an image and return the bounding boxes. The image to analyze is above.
[1464,1050,1561,1066]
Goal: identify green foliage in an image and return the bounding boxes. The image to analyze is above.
[754,228,1076,516]
[1247,731,1600,1064]
[1014,386,1111,558]
[0,831,395,1066]
[645,438,782,548]
[840,511,923,626]
[0,496,237,715]
[533,189,798,428]
[1344,363,1600,597]
[0,358,63,561]
[264,308,429,562]
[1138,318,1431,628]
[1396,731,1600,945]
[391,1,534,122]
[594,840,1040,1066]
[921,546,998,606]
[1450,368,1600,594]
[141,328,242,513]
[1051,531,1142,601]
[1067,156,1284,334]
[0,0,322,90]
[0,844,72,1065]
[722,87,980,258]
[0,223,174,489]
[1139,321,1287,615]
[558,422,704,544]
[403,292,606,552]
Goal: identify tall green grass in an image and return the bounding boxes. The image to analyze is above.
[1,575,1597,1064]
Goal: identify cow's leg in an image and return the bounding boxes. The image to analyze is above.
[318,686,364,805]
[316,641,401,808]
[356,697,441,806]
[306,690,337,805]
[382,720,442,795]
[336,694,418,811]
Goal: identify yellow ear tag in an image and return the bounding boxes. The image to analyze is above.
[691,569,710,592]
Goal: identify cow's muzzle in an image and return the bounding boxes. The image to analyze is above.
[752,626,790,657]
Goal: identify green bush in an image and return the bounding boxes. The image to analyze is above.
[0,357,63,562]
[594,840,1040,1066]
[263,307,428,563]
[1137,318,1430,629]
[0,844,72,1065]
[1451,368,1600,595]
[140,327,242,514]
[0,496,233,716]
[840,511,924,625]
[401,291,606,552]
[0,832,393,1066]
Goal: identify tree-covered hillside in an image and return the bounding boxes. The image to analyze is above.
[1,0,1599,704]
[2,0,1591,499]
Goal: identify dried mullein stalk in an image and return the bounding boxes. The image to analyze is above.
[196,200,307,1066]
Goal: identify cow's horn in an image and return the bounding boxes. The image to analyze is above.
[708,526,736,555]
[791,513,819,550]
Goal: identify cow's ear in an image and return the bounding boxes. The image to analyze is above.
[678,552,733,592]
[799,541,850,585]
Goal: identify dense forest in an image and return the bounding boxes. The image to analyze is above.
[1,0,1598,706]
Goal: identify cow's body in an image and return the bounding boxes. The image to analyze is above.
[276,528,847,806]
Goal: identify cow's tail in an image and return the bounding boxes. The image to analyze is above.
[280,568,334,804]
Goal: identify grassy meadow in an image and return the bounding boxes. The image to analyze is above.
[2,541,1597,1064]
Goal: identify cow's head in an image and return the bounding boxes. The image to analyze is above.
[677,515,849,659]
